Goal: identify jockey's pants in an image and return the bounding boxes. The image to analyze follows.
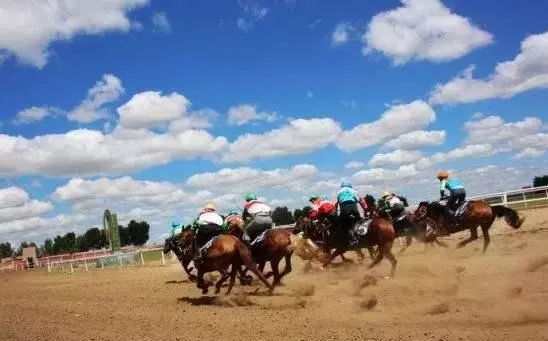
[246,213,273,242]
[195,223,222,249]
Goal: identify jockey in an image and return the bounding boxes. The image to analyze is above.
[379,191,406,220]
[309,194,336,220]
[242,193,273,244]
[222,208,241,230]
[437,170,466,225]
[170,221,183,237]
[337,180,367,249]
[191,203,225,261]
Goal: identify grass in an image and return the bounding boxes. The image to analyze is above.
[141,249,164,262]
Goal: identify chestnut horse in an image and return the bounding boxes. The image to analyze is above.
[178,229,274,295]
[226,216,294,287]
[318,216,398,277]
[415,200,525,253]
[163,234,196,281]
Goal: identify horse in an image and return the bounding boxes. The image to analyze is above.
[178,229,274,295]
[227,217,294,288]
[415,199,525,253]
[293,216,372,262]
[317,215,398,278]
[369,208,448,254]
[163,234,196,281]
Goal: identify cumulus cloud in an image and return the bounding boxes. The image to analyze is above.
[352,164,419,184]
[0,0,149,68]
[336,100,436,151]
[345,161,365,169]
[186,164,318,192]
[0,187,29,209]
[0,187,53,234]
[429,31,548,104]
[362,0,493,65]
[67,74,125,123]
[117,91,190,129]
[464,116,542,145]
[151,12,171,33]
[331,22,354,46]
[13,106,63,125]
[221,118,342,163]
[512,147,545,159]
[0,214,88,239]
[0,128,227,177]
[168,108,218,133]
[383,130,446,150]
[369,150,424,167]
[227,104,278,125]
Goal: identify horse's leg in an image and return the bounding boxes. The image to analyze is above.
[226,265,238,295]
[322,248,345,269]
[270,258,282,287]
[399,235,412,255]
[182,259,196,281]
[214,267,230,295]
[456,227,478,249]
[277,253,293,283]
[367,246,377,260]
[367,244,386,270]
[196,267,209,294]
[383,241,397,278]
[355,249,365,262]
[481,218,495,254]
[434,238,448,248]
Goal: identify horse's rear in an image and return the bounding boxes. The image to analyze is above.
[364,217,398,277]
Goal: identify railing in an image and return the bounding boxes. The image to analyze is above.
[409,185,548,210]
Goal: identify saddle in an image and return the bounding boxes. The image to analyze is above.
[354,219,371,237]
[198,235,221,257]
[250,229,271,249]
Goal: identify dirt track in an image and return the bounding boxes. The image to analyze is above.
[1,208,548,341]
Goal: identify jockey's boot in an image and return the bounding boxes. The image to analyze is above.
[348,229,359,250]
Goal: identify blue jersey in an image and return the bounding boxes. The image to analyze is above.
[440,178,464,191]
[337,186,359,203]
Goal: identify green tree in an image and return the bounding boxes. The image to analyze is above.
[293,208,305,222]
[84,228,106,249]
[118,225,130,246]
[533,175,548,187]
[42,239,53,256]
[0,242,14,258]
[271,206,294,225]
[128,220,150,246]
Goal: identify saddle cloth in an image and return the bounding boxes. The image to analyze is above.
[199,235,221,257]
[250,229,271,247]
[355,219,371,237]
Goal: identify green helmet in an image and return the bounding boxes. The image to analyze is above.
[228,208,239,216]
[309,194,320,202]
[244,193,257,202]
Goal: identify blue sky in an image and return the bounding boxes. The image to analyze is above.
[0,0,547,245]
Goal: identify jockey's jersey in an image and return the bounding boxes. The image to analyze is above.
[440,178,464,191]
[224,215,241,225]
[337,186,359,203]
[171,227,183,236]
[197,212,223,226]
[387,196,402,207]
[245,200,272,215]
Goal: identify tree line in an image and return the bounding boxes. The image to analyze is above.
[0,220,150,259]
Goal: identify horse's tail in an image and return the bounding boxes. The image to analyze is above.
[287,233,320,260]
[236,241,274,294]
[491,205,525,229]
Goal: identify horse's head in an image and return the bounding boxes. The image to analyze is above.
[226,215,245,239]
[179,229,196,257]
[163,236,176,254]
[414,201,430,220]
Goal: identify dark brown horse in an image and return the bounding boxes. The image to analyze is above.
[319,216,398,277]
[163,234,196,281]
[227,218,294,288]
[178,229,274,295]
[415,200,525,253]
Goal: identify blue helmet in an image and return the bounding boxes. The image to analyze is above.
[228,208,239,215]
[321,194,329,200]
[340,180,352,188]
[171,221,181,228]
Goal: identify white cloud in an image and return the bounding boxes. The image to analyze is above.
[513,147,545,159]
[227,104,278,125]
[67,74,124,123]
[186,164,318,193]
[236,0,269,31]
[168,108,218,133]
[331,22,353,46]
[0,186,53,228]
[0,128,227,177]
[13,106,63,125]
[422,144,496,168]
[383,130,446,149]
[362,0,493,65]
[336,100,436,152]
[151,12,171,33]
[429,31,548,104]
[0,0,149,68]
[117,91,190,129]
[345,161,365,169]
[369,150,423,167]
[464,116,542,145]
[221,118,342,163]
[508,133,548,150]
[0,214,88,238]
[352,164,419,184]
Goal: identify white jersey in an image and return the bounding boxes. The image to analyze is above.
[197,212,223,226]
[387,196,402,207]
[247,202,272,215]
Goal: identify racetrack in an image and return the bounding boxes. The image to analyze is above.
[1,207,547,341]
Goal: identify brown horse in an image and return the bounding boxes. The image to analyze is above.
[163,234,196,281]
[319,216,398,277]
[227,218,294,288]
[179,229,274,295]
[415,200,525,253]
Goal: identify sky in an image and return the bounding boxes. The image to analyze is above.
[0,0,547,246]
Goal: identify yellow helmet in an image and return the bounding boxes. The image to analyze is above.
[437,170,449,179]
[382,191,390,198]
[204,203,216,211]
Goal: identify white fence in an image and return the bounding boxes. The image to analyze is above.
[409,185,548,210]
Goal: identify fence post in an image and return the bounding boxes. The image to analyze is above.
[140,251,145,266]
[47,262,51,273]
[84,260,88,272]
[70,261,74,273]
[161,250,165,266]
[101,258,104,269]
[119,256,123,267]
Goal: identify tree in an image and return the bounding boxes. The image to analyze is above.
[42,239,53,256]
[118,225,130,246]
[271,206,294,225]
[293,208,305,222]
[76,235,89,252]
[0,242,14,258]
[128,220,150,246]
[84,228,106,250]
[533,175,548,187]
